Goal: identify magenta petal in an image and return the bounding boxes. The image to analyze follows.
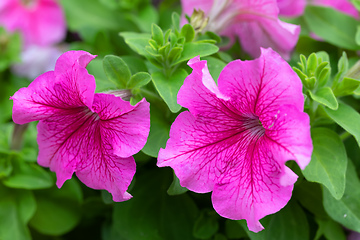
[232,20,300,60]
[158,111,226,193]
[178,56,229,117]
[10,51,96,124]
[158,49,312,232]
[36,96,143,201]
[76,155,136,202]
[218,48,304,114]
[54,50,97,74]
[92,93,150,158]
[0,0,66,46]
[277,0,306,17]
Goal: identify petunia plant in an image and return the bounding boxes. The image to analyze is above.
[1,0,360,240]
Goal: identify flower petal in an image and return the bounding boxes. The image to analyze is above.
[178,56,229,117]
[277,0,306,17]
[230,20,300,60]
[0,0,66,46]
[10,51,96,124]
[92,93,150,158]
[158,51,312,232]
[218,48,304,116]
[211,136,296,232]
[76,155,136,202]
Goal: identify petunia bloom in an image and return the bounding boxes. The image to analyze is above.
[10,50,150,201]
[157,48,312,232]
[180,0,300,60]
[277,0,358,18]
[0,0,66,47]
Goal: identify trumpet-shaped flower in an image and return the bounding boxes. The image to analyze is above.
[158,48,312,232]
[10,51,150,201]
[181,0,300,60]
[0,0,66,46]
[277,0,358,18]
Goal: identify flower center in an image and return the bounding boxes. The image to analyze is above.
[21,0,37,8]
[242,116,265,139]
[205,0,237,33]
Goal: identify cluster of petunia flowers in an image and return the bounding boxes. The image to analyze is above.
[11,48,312,232]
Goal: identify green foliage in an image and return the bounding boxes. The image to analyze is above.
[151,69,187,112]
[0,184,35,240]
[103,55,132,88]
[193,209,219,239]
[323,160,360,232]
[2,157,53,190]
[29,178,83,236]
[304,6,360,50]
[323,102,360,147]
[302,128,347,199]
[141,104,171,157]
[238,201,309,240]
[167,171,188,195]
[121,12,219,112]
[110,168,199,240]
[314,218,346,240]
[0,27,21,71]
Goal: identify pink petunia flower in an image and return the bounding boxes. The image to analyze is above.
[180,0,300,60]
[10,50,150,202]
[157,48,312,232]
[0,0,66,47]
[277,0,358,18]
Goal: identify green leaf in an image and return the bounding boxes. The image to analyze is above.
[203,56,227,83]
[103,55,132,89]
[0,27,21,71]
[172,42,219,66]
[29,178,83,236]
[127,72,151,89]
[306,53,318,75]
[302,128,347,200]
[87,58,118,93]
[293,181,327,218]
[0,184,35,240]
[151,69,188,113]
[238,201,309,240]
[168,47,183,64]
[323,160,360,232]
[193,209,219,239]
[3,158,53,190]
[141,105,171,157]
[121,55,149,73]
[225,220,248,239]
[351,0,360,11]
[323,102,360,147]
[128,4,158,33]
[167,172,188,195]
[356,25,360,46]
[120,32,152,56]
[181,24,195,42]
[172,12,180,31]
[333,77,360,96]
[111,168,199,240]
[314,218,346,240]
[304,6,360,50]
[308,87,338,110]
[315,51,330,63]
[151,24,164,46]
[61,0,125,32]
[0,152,13,178]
